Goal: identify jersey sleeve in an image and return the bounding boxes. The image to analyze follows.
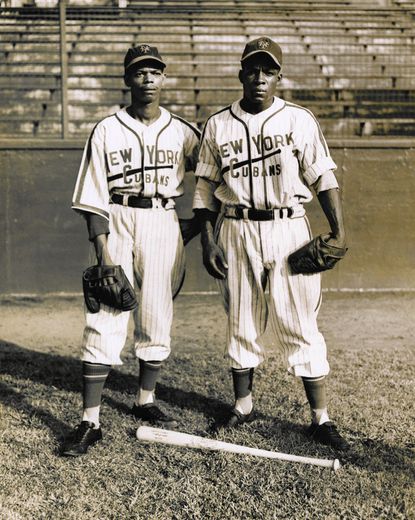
[313,169,339,194]
[195,119,222,183]
[71,122,110,220]
[193,177,221,212]
[295,112,337,187]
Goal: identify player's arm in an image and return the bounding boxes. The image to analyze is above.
[84,212,115,266]
[317,187,346,249]
[313,168,346,249]
[92,234,115,266]
[193,121,228,278]
[194,207,228,280]
[298,112,346,248]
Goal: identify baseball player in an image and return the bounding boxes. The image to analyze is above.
[61,45,200,457]
[193,37,349,450]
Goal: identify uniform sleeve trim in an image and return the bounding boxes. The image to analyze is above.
[71,204,110,220]
[303,157,337,186]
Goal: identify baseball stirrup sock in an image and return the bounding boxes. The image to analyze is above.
[232,368,254,399]
[82,362,111,409]
[302,376,327,409]
[302,376,329,424]
[139,360,162,391]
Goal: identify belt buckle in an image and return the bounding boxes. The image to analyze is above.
[152,197,163,209]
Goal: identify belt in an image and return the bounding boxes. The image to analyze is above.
[110,193,172,209]
[224,206,296,221]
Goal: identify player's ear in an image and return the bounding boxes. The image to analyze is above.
[124,73,131,88]
[238,69,244,84]
[277,70,283,82]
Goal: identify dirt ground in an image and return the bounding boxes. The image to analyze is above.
[1,291,414,360]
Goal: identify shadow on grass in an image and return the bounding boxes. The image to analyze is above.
[1,339,413,478]
[255,418,415,479]
[0,339,231,431]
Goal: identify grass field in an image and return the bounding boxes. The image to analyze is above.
[0,292,414,520]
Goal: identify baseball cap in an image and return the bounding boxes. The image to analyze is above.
[124,44,166,71]
[241,37,283,69]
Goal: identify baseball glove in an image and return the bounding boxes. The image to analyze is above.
[179,216,201,246]
[82,265,138,313]
[288,234,348,274]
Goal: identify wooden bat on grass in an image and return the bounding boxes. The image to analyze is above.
[136,426,340,471]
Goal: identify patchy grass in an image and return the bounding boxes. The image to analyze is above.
[0,293,414,520]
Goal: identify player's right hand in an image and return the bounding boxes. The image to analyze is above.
[202,242,228,279]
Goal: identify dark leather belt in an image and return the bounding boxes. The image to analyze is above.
[225,206,294,221]
[111,193,169,208]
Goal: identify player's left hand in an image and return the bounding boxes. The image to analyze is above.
[202,241,228,279]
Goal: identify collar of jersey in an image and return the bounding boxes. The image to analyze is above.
[117,106,170,133]
[233,96,285,120]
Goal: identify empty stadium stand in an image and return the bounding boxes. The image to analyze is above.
[0,1,414,137]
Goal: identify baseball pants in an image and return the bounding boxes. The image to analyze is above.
[81,203,185,365]
[217,213,330,378]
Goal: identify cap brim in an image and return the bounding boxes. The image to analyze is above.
[241,50,281,68]
[125,55,166,70]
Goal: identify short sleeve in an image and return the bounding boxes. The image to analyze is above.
[296,112,337,186]
[192,178,221,212]
[312,169,339,194]
[72,122,110,220]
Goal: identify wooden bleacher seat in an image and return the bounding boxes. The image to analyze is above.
[0,2,414,137]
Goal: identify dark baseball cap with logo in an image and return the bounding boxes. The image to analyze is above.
[124,44,166,71]
[241,37,283,69]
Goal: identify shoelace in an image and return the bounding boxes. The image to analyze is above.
[73,422,93,441]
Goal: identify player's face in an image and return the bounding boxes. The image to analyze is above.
[239,54,281,112]
[125,62,166,104]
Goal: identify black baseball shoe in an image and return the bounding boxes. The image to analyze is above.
[306,421,349,451]
[60,421,102,457]
[214,408,256,432]
[131,403,178,428]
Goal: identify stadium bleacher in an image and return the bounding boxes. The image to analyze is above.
[0,1,414,137]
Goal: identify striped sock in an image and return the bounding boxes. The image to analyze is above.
[82,362,111,409]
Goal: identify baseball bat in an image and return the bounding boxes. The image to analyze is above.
[136,426,340,471]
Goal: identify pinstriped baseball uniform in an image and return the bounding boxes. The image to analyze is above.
[73,107,200,365]
[193,97,338,377]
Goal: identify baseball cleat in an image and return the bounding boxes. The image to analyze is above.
[131,403,178,428]
[306,421,349,451]
[60,421,102,457]
[214,408,256,432]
